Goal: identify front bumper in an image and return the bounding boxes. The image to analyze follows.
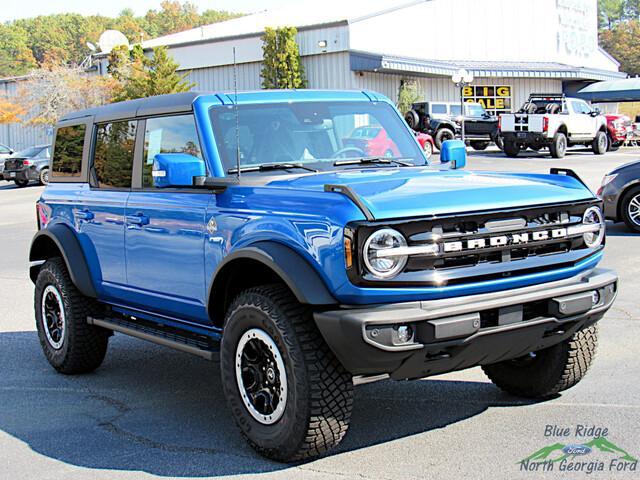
[314,268,617,380]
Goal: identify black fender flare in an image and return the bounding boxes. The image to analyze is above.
[29,224,97,298]
[207,241,337,318]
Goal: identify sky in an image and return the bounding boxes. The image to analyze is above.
[0,0,300,22]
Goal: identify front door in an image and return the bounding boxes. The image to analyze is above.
[124,114,213,323]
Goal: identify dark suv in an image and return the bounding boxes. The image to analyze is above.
[30,90,617,462]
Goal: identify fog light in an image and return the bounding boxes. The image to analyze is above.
[592,290,601,306]
[397,325,413,343]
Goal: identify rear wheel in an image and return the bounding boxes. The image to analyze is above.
[435,128,455,150]
[483,325,598,398]
[549,132,567,158]
[470,141,489,151]
[621,186,640,233]
[220,284,354,462]
[35,258,109,374]
[592,131,607,155]
[503,140,520,157]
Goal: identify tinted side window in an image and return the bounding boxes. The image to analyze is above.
[52,125,85,178]
[93,121,136,189]
[431,104,447,114]
[143,115,204,188]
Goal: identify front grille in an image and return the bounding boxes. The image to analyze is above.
[4,159,24,170]
[351,201,601,287]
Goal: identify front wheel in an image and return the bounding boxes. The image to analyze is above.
[220,284,354,462]
[423,141,433,159]
[482,325,598,398]
[592,131,607,155]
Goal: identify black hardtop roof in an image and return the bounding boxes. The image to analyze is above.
[59,92,203,124]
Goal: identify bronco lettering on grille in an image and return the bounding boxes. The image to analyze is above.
[443,228,568,253]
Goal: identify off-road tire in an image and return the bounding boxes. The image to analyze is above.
[503,140,520,157]
[404,110,420,130]
[592,131,607,155]
[14,178,28,187]
[435,128,455,150]
[482,325,598,398]
[549,132,567,159]
[35,257,109,374]
[39,168,49,185]
[220,284,354,462]
[621,186,640,233]
[470,141,490,151]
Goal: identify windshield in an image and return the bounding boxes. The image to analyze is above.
[11,146,47,158]
[209,101,425,173]
[465,103,487,117]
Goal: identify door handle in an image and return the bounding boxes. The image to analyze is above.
[125,213,149,226]
[74,209,94,221]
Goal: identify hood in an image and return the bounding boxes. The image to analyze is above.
[265,167,595,220]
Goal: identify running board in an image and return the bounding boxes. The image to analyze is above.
[87,315,218,360]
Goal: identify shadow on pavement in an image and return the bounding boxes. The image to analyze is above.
[606,222,640,237]
[0,330,538,477]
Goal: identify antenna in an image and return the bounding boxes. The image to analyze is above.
[233,47,241,180]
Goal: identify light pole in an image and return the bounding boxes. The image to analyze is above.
[451,68,474,144]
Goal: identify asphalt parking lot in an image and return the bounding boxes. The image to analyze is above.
[1,147,639,480]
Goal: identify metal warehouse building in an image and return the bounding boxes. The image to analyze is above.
[0,0,626,149]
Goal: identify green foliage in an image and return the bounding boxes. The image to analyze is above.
[396,80,422,115]
[600,20,640,75]
[110,45,194,101]
[261,27,307,89]
[0,1,241,77]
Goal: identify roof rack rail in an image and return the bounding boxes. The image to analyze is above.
[528,93,566,98]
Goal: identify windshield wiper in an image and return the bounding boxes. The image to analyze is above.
[333,157,414,167]
[227,163,319,174]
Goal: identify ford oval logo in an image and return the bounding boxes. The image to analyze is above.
[562,444,592,456]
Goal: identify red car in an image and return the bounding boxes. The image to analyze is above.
[343,126,434,160]
[605,114,633,151]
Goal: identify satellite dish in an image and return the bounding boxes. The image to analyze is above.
[86,42,97,52]
[97,30,129,53]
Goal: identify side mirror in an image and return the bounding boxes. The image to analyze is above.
[152,153,206,188]
[440,139,467,169]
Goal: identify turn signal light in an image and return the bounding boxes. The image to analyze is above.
[344,236,353,269]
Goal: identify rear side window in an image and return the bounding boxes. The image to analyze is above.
[93,121,137,189]
[52,125,85,178]
[431,104,447,114]
[142,115,204,188]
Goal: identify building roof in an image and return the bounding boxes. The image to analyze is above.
[578,78,640,102]
[142,0,420,49]
[350,51,628,81]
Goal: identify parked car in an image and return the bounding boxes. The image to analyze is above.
[605,113,633,151]
[598,160,640,232]
[30,91,616,462]
[2,144,51,187]
[499,94,608,158]
[414,131,434,158]
[0,143,14,177]
[343,125,400,158]
[405,101,500,150]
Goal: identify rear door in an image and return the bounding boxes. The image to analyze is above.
[76,120,136,300]
[124,114,212,323]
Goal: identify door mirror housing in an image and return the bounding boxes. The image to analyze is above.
[152,153,206,188]
[440,139,467,169]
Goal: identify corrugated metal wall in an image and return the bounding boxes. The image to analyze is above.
[0,79,50,151]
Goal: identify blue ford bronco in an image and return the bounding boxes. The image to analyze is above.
[30,90,617,461]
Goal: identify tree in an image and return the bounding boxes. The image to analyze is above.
[600,19,640,76]
[599,0,626,29]
[109,45,194,101]
[261,26,307,89]
[17,63,118,126]
[0,98,25,124]
[396,80,422,115]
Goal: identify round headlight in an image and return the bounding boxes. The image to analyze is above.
[363,228,408,279]
[582,206,605,248]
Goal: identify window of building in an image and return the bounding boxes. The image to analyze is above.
[93,121,137,189]
[143,115,204,188]
[51,125,86,178]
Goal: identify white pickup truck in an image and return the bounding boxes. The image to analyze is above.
[499,94,608,158]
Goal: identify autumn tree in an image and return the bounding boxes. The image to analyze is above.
[600,19,640,76]
[0,98,25,124]
[109,45,194,101]
[261,26,307,89]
